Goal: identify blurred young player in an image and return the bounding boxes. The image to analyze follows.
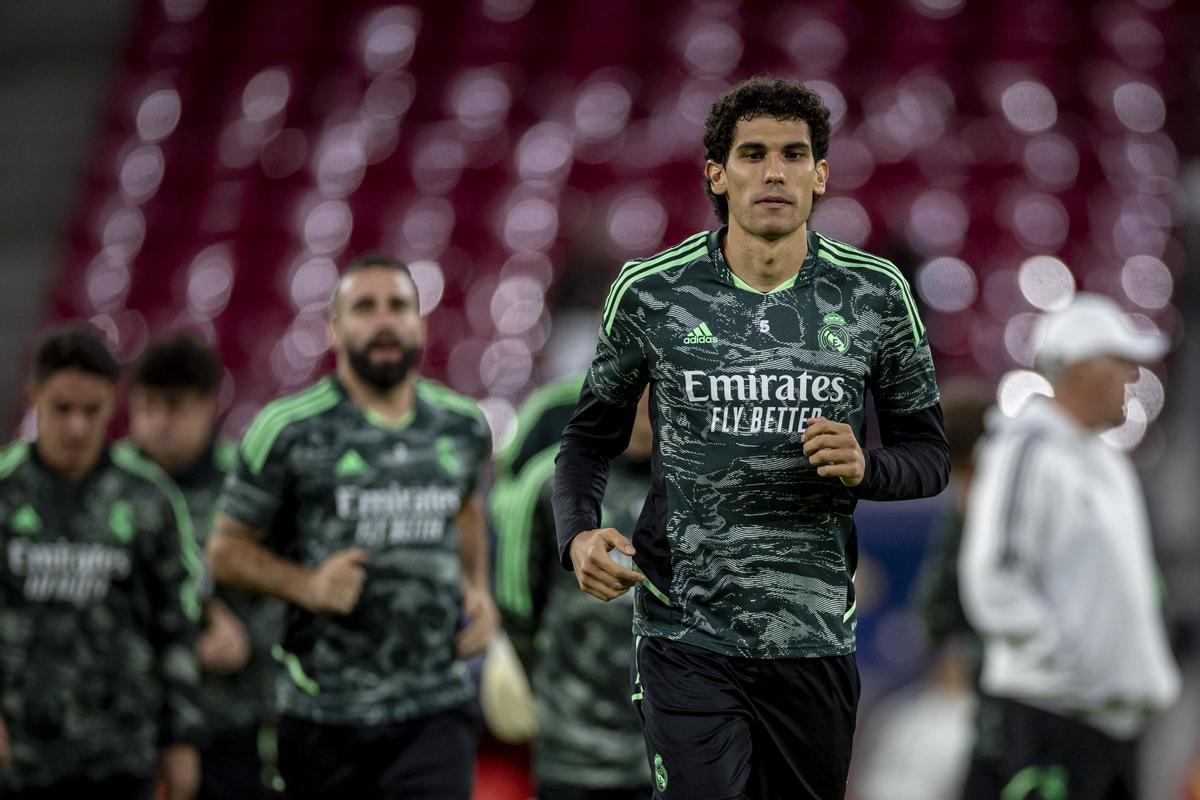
[959,294,1180,799]
[0,325,204,799]
[207,254,497,799]
[125,334,280,800]
[554,76,950,799]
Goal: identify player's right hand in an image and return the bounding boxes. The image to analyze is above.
[569,528,642,602]
[305,548,370,614]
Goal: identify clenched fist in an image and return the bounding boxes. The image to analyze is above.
[568,528,642,601]
[303,548,370,614]
[802,416,866,487]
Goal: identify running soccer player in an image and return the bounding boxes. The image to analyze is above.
[553,76,950,799]
[496,389,654,800]
[124,334,280,800]
[207,254,497,800]
[0,325,205,799]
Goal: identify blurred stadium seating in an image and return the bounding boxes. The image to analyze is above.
[9,0,1198,797]
[44,0,1195,455]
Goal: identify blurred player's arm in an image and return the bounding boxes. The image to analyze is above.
[495,473,559,672]
[958,438,1059,642]
[455,494,498,657]
[207,514,368,615]
[141,480,205,800]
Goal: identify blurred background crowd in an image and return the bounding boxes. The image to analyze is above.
[0,0,1197,797]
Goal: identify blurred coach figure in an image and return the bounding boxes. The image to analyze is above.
[959,293,1179,800]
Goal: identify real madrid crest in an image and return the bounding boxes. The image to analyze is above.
[818,312,851,354]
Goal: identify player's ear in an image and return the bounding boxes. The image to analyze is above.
[705,160,727,196]
[814,159,829,196]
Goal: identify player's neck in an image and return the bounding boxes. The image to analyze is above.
[337,363,417,425]
[722,223,809,292]
[36,441,102,483]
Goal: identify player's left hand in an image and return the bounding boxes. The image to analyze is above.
[802,417,866,487]
[158,743,200,800]
[456,583,498,658]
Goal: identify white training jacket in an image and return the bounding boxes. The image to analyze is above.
[959,397,1179,739]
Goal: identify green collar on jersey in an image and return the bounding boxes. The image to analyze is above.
[709,228,821,295]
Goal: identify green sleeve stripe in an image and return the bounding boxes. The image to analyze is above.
[272,645,320,696]
[818,235,925,337]
[214,439,238,473]
[603,240,708,335]
[495,374,584,478]
[488,481,515,607]
[601,231,708,323]
[111,446,204,622]
[842,600,857,623]
[240,380,337,462]
[415,379,486,425]
[0,442,30,478]
[818,236,923,328]
[818,236,926,345]
[241,381,340,474]
[494,446,558,617]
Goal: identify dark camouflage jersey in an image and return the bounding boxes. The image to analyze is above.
[218,375,490,725]
[591,229,939,659]
[0,442,204,790]
[497,447,651,789]
[117,439,282,737]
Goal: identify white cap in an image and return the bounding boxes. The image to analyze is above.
[1034,293,1168,369]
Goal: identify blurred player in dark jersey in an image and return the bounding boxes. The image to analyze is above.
[554,76,949,799]
[208,254,497,800]
[0,325,204,799]
[125,334,280,800]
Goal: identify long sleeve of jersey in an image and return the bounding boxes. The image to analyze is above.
[850,403,950,501]
[493,448,560,673]
[552,379,640,570]
[145,484,207,748]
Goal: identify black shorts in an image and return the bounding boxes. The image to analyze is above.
[539,785,653,800]
[632,636,859,800]
[277,703,482,800]
[962,697,1138,800]
[8,775,153,800]
[199,726,268,800]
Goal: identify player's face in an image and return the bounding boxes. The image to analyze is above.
[330,267,425,391]
[129,386,217,474]
[1069,355,1140,429]
[31,369,116,480]
[706,116,829,242]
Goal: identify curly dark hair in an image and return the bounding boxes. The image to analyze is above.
[702,76,832,225]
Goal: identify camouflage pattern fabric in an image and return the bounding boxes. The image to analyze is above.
[590,229,940,659]
[218,375,490,725]
[0,442,204,790]
[118,439,282,737]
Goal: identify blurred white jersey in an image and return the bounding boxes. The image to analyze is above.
[959,397,1179,739]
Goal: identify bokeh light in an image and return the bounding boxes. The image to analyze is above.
[1017,255,1075,310]
[996,369,1054,416]
[916,257,977,313]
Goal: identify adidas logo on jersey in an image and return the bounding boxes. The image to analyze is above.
[683,323,717,345]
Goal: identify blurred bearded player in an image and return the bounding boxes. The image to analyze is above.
[208,254,498,800]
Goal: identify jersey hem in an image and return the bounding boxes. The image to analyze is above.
[631,626,856,660]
